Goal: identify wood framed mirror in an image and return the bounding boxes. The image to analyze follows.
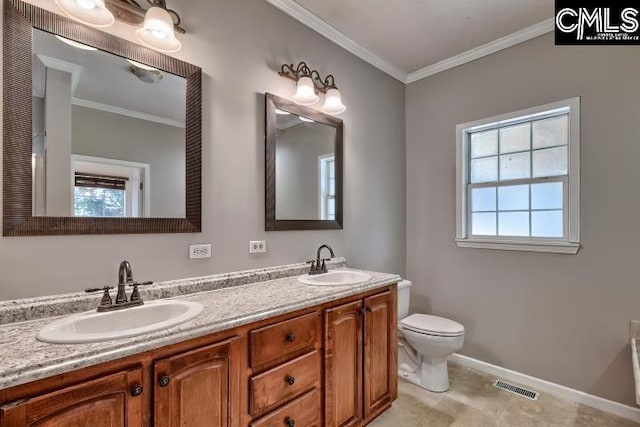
[3,0,202,236]
[265,93,343,231]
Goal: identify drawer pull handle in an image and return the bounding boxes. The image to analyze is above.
[130,385,143,397]
[158,375,171,387]
[285,375,296,386]
[285,417,295,427]
[286,333,296,342]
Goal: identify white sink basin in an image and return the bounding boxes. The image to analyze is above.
[298,270,371,286]
[37,300,204,344]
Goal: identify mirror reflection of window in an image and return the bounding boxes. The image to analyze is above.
[74,174,126,218]
[319,155,336,220]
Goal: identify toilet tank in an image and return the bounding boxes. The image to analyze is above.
[397,280,412,320]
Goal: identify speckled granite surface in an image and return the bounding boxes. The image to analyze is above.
[0,258,346,325]
[0,264,400,390]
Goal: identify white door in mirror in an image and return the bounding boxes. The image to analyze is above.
[298,270,371,286]
[36,300,203,344]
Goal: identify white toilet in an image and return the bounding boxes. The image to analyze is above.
[397,280,465,392]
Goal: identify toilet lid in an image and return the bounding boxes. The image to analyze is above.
[400,314,465,337]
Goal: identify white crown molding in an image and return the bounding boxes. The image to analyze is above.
[36,54,83,95]
[450,353,640,423]
[264,0,408,82]
[406,18,555,83]
[72,98,186,128]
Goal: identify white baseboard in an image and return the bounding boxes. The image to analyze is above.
[449,353,640,423]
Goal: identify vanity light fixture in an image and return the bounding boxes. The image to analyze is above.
[279,61,347,114]
[55,35,98,51]
[126,59,158,71]
[275,109,291,115]
[299,116,315,123]
[55,0,185,53]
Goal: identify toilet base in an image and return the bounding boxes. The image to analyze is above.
[398,357,451,393]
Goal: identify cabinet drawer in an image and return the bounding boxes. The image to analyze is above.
[250,350,320,416]
[250,389,319,427]
[250,312,320,369]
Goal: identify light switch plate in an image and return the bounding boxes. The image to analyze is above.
[189,244,212,259]
[249,240,267,254]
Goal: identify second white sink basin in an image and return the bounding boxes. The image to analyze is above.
[37,299,204,344]
[298,270,371,286]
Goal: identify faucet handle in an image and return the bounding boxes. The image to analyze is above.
[85,286,114,293]
[128,281,154,287]
[85,286,114,307]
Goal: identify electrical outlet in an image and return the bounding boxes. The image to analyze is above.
[189,244,212,259]
[249,240,267,254]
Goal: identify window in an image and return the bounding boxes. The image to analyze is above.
[455,98,580,254]
[319,154,336,220]
[74,174,127,218]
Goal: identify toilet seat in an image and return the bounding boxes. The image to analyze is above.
[400,314,464,338]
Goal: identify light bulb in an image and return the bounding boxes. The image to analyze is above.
[321,88,346,115]
[292,76,319,105]
[56,0,114,28]
[136,7,182,53]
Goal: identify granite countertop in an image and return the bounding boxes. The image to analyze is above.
[0,266,400,390]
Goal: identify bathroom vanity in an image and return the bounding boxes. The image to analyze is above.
[0,262,399,427]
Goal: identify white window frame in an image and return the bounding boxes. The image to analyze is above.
[318,154,335,220]
[455,97,581,254]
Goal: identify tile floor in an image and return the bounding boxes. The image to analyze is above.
[370,364,640,427]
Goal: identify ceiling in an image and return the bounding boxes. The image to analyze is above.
[268,0,554,83]
[33,29,186,126]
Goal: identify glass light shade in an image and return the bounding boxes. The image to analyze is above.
[292,76,319,105]
[299,116,315,123]
[321,88,346,114]
[126,59,158,71]
[275,109,291,115]
[55,35,98,51]
[55,0,115,28]
[136,7,182,53]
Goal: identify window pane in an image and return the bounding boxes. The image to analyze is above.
[499,152,530,181]
[328,160,335,178]
[74,187,125,218]
[471,187,496,212]
[533,115,568,149]
[472,212,496,236]
[470,156,498,183]
[328,198,336,217]
[498,211,529,236]
[498,185,529,211]
[531,182,563,210]
[532,146,567,177]
[470,130,498,158]
[532,210,563,238]
[499,123,530,154]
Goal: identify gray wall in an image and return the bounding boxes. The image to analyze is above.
[0,0,406,299]
[275,122,334,220]
[406,33,640,405]
[72,106,186,218]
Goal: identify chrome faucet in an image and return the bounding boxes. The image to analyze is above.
[307,244,335,275]
[86,260,153,312]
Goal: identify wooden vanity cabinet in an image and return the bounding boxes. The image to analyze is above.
[154,337,240,427]
[324,290,397,427]
[0,285,397,427]
[0,368,144,427]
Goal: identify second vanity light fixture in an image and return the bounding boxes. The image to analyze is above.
[55,0,184,53]
[279,61,347,115]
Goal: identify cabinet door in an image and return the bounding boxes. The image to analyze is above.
[0,368,143,427]
[324,300,363,427]
[363,290,397,422]
[154,337,240,427]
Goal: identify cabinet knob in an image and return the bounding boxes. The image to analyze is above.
[285,375,295,386]
[158,375,171,387]
[130,384,143,397]
[285,333,296,342]
[285,418,295,427]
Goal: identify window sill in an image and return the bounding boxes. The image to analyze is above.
[454,238,580,254]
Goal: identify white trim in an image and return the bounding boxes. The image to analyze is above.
[455,97,581,254]
[406,19,555,83]
[264,0,407,82]
[450,353,640,423]
[72,98,185,128]
[36,54,83,95]
[72,155,151,217]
